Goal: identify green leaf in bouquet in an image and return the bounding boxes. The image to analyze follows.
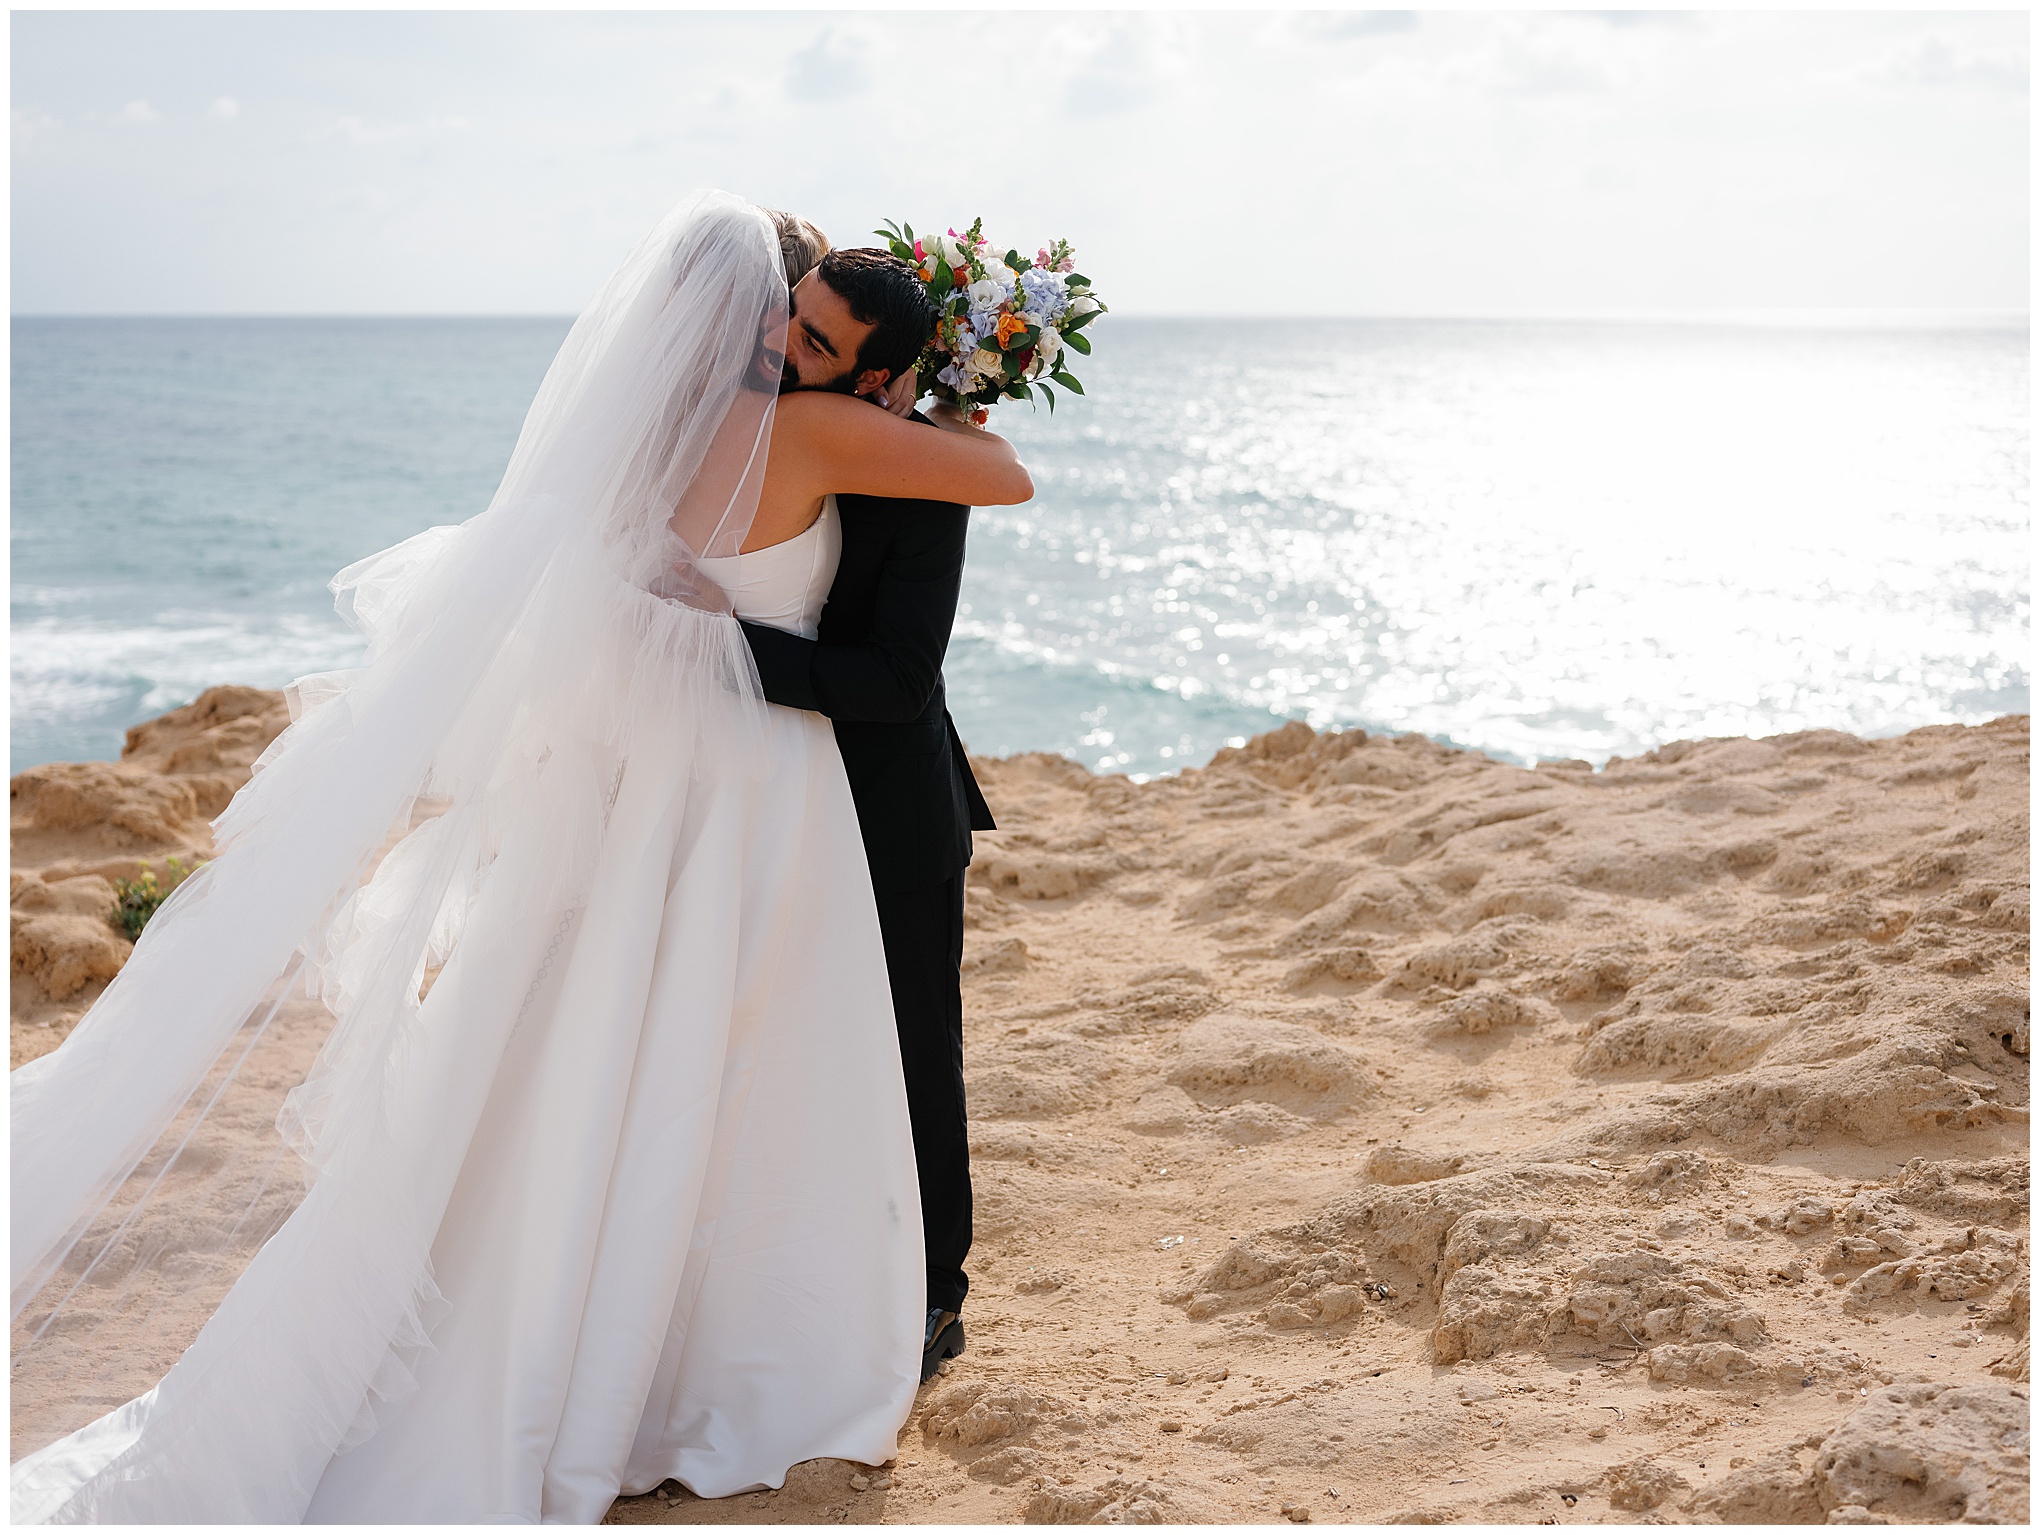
[932,255,953,293]
[1065,274,1091,288]
[1004,249,1025,272]
[1052,370,1085,394]
[1038,381,1056,413]
[1065,329,1092,355]
[876,220,917,263]
[1008,380,1033,400]
[1062,309,1098,335]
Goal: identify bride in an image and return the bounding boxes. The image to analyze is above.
[10,191,1032,1523]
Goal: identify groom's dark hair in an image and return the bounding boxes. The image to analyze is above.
[816,248,936,385]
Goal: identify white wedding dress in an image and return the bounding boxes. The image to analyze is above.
[13,496,927,1523]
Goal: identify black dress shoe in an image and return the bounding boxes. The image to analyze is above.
[921,1307,964,1381]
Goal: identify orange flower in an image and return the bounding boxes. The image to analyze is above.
[994,312,1028,347]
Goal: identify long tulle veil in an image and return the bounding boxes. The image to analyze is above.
[11,190,786,1519]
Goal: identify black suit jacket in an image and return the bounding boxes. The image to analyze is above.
[741,478,996,896]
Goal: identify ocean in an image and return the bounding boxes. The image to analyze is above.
[11,315,2029,778]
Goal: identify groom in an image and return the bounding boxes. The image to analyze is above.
[743,239,995,1382]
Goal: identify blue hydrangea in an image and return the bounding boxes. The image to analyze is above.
[1018,268,1069,321]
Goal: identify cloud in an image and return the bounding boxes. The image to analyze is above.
[1862,35,2028,94]
[335,116,405,146]
[6,10,2027,317]
[1416,15,1655,98]
[1570,10,1697,28]
[13,105,59,142]
[209,96,239,120]
[1343,14,1650,102]
[331,114,470,146]
[1301,11,1419,42]
[1058,18,1190,118]
[785,27,870,103]
[114,99,159,125]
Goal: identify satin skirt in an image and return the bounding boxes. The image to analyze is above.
[13,702,925,1524]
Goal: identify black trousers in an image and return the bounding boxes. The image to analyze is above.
[872,871,972,1314]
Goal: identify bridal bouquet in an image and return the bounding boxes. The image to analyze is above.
[877,217,1105,420]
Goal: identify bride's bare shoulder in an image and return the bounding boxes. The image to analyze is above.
[771,391,887,443]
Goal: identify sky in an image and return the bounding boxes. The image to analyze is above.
[10,9,2030,317]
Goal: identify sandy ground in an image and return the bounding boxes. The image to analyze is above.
[12,692,2029,1523]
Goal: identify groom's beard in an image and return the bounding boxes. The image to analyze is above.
[779,357,861,396]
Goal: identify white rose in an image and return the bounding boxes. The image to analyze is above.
[932,234,969,269]
[1034,329,1063,368]
[967,279,1004,314]
[1068,295,1101,318]
[969,347,1006,380]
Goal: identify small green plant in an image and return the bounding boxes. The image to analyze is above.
[111,858,200,942]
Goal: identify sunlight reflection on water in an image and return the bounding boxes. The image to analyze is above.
[956,317,2028,775]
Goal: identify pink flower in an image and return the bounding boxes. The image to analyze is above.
[914,238,927,261]
[1035,247,1053,269]
[1057,256,1076,273]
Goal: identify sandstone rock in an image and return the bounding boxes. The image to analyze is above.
[922,1380,1064,1449]
[1564,1248,1765,1349]
[1434,986,1547,1034]
[1647,1341,1761,1385]
[1814,1382,2030,1523]
[11,762,207,847]
[12,686,289,856]
[1367,1144,1468,1186]
[964,937,1032,977]
[1026,1474,1188,1524]
[1281,946,1380,992]
[1167,1015,1367,1117]
[11,877,130,1002]
[1602,1457,1688,1512]
[118,684,289,773]
[1841,1229,2025,1313]
[1686,1447,1823,1523]
[1392,926,1519,990]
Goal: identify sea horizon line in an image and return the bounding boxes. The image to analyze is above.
[12,307,2029,331]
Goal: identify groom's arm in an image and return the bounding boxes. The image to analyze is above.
[741,506,967,722]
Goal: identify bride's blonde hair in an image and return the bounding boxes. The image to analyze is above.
[763,208,830,290]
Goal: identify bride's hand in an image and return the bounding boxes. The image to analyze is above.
[877,366,919,418]
[651,561,732,616]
